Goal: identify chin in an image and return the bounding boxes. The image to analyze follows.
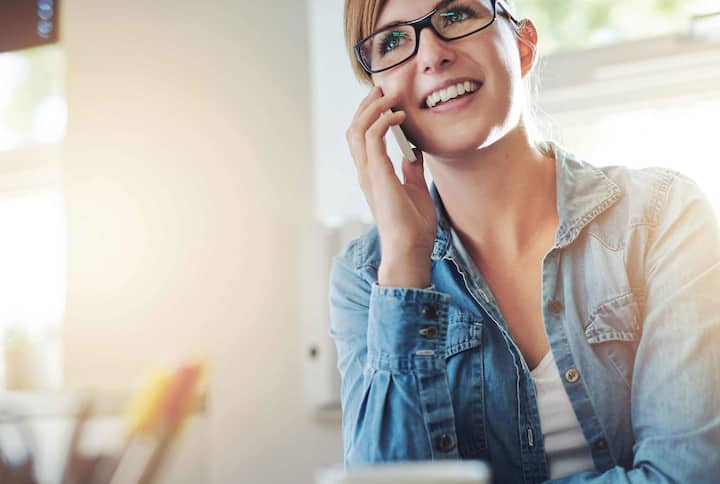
[407,108,495,148]
[413,128,492,159]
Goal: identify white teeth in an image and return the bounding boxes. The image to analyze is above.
[425,81,479,108]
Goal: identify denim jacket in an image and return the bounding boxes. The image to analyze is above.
[328,142,720,483]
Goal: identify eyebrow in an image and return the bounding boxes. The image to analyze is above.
[374,0,456,32]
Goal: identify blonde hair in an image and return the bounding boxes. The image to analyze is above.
[342,0,554,149]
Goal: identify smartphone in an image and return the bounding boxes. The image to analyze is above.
[387,109,417,162]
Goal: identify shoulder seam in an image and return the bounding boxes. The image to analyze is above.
[648,169,677,228]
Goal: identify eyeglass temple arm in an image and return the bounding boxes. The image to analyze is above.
[496,0,520,25]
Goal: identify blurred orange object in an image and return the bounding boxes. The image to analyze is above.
[106,358,206,484]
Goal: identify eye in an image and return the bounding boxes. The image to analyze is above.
[437,3,484,29]
[440,10,471,25]
[380,30,409,54]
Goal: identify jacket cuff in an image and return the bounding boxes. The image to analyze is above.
[367,282,451,362]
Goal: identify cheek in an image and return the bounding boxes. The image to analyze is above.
[494,31,523,84]
[406,107,446,150]
[372,71,414,110]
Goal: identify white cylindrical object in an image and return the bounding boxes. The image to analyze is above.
[315,461,491,484]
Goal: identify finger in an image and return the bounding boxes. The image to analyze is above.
[351,86,383,125]
[346,89,391,169]
[366,110,405,177]
[347,89,401,186]
[401,149,427,187]
[354,91,402,141]
[347,87,384,146]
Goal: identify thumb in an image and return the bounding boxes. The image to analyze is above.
[401,149,427,188]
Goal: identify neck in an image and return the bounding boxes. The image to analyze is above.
[426,126,558,258]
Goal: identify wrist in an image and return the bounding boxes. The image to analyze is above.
[378,255,431,289]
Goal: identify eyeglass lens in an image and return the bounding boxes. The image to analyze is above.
[360,0,495,72]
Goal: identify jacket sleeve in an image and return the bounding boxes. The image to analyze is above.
[549,172,720,483]
[328,244,459,467]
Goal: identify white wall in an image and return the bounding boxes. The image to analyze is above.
[61,1,342,482]
[309,0,411,227]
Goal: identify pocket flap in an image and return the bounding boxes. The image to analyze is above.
[584,293,640,344]
[445,307,483,358]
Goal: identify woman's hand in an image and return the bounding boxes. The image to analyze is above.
[345,87,437,288]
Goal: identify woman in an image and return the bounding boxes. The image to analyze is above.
[329,0,720,482]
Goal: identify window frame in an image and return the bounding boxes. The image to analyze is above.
[537,32,720,116]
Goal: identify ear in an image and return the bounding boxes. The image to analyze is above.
[516,19,538,78]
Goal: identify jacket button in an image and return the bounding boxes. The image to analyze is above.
[421,304,437,320]
[419,326,439,339]
[595,438,608,450]
[436,433,455,452]
[548,299,563,313]
[564,368,580,383]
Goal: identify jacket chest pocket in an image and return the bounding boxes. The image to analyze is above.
[445,307,483,358]
[445,307,487,456]
[584,293,641,388]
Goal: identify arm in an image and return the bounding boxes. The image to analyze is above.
[328,248,459,466]
[549,173,720,483]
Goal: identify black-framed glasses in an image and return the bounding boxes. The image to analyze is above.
[354,0,519,74]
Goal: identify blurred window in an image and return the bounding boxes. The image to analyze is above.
[0,46,65,152]
[0,44,65,350]
[554,98,720,215]
[515,0,718,54]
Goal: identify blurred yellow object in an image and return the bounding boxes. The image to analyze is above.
[108,359,207,484]
[124,369,174,436]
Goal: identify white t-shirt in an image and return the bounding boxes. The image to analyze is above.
[530,350,596,479]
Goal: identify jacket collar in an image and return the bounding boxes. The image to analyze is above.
[429,142,622,261]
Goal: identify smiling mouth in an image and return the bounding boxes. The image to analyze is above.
[422,80,482,109]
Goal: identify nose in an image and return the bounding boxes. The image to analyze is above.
[415,27,455,73]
